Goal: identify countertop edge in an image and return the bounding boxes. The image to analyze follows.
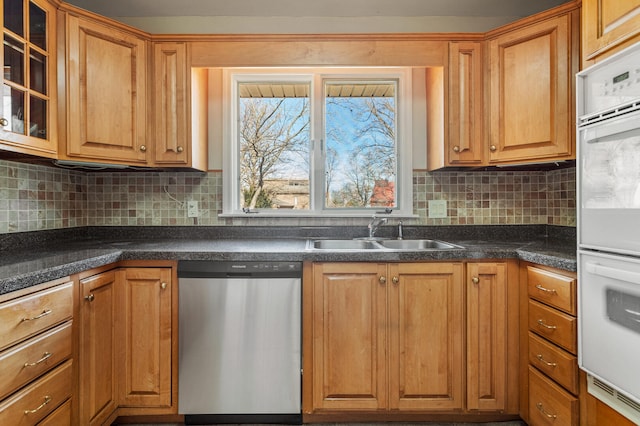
[0,237,577,296]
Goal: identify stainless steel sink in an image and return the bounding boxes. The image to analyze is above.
[309,239,383,250]
[378,239,463,250]
[307,239,463,251]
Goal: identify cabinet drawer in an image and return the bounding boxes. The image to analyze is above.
[38,399,71,426]
[0,359,72,426]
[528,332,578,395]
[0,322,73,400]
[527,266,576,315]
[528,300,577,354]
[529,366,578,426]
[0,282,73,351]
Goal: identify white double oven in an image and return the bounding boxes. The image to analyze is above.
[577,41,640,420]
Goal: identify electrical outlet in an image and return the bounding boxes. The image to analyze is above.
[428,200,447,218]
[187,201,199,218]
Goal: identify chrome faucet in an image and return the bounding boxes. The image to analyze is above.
[397,221,403,240]
[368,216,388,239]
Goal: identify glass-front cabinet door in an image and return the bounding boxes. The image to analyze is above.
[1,0,57,156]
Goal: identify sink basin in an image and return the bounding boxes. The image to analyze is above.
[378,239,462,250]
[309,239,383,250]
[307,239,463,251]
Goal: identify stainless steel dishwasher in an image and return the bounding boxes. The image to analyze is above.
[178,260,302,425]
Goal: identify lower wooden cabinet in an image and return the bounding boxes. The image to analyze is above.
[529,366,578,426]
[466,262,519,413]
[0,278,74,426]
[520,262,579,426]
[78,269,119,426]
[303,260,518,420]
[78,262,177,424]
[117,266,175,413]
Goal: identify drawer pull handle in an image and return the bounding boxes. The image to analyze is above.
[536,354,557,368]
[537,319,557,330]
[24,352,52,367]
[535,284,557,295]
[24,395,52,414]
[85,293,95,302]
[22,309,52,322]
[536,402,557,419]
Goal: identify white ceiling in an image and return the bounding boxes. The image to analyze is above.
[63,0,571,34]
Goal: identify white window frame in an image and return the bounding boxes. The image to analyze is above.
[221,67,413,217]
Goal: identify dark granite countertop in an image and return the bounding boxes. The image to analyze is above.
[0,225,577,296]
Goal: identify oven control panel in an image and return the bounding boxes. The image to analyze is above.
[578,41,640,116]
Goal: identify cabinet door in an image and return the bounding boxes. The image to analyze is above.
[65,14,148,164]
[388,262,464,411]
[488,13,576,164]
[153,42,188,166]
[583,0,640,61]
[311,262,388,411]
[1,0,58,156]
[447,42,484,166]
[118,267,173,408]
[466,262,507,411]
[79,270,118,426]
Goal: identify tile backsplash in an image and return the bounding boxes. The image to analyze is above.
[0,159,576,234]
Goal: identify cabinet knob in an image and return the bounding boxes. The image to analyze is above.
[452,145,460,153]
[177,146,184,153]
[0,117,8,127]
[85,293,95,302]
[379,276,387,285]
[490,145,497,152]
[161,282,168,289]
[140,145,147,152]
[472,276,480,284]
[392,276,399,285]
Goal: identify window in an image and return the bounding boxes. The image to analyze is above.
[223,68,413,216]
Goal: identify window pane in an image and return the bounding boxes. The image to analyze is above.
[29,1,47,51]
[4,34,25,86]
[324,81,397,208]
[29,47,46,94]
[29,93,46,138]
[238,82,310,210]
[4,0,24,37]
[3,84,25,134]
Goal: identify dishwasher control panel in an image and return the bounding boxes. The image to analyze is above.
[178,260,302,278]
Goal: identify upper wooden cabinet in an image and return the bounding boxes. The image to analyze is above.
[152,42,207,170]
[582,0,640,63]
[487,10,579,165]
[446,41,484,167]
[61,13,149,165]
[0,0,58,157]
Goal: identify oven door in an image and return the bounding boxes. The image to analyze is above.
[579,250,640,404]
[578,108,640,255]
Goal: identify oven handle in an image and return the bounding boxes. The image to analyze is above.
[582,110,640,142]
[585,262,640,284]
